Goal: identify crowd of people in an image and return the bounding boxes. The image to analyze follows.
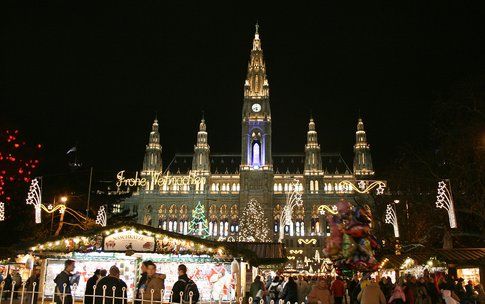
[249,272,485,304]
[52,259,199,304]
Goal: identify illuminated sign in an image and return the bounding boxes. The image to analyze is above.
[103,230,155,252]
[116,170,206,188]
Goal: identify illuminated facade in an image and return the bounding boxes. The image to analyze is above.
[120,25,377,269]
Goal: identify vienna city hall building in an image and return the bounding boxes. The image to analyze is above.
[120,26,378,271]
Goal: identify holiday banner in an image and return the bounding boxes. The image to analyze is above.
[103,231,155,252]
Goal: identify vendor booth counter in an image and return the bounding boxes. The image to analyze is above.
[5,223,286,303]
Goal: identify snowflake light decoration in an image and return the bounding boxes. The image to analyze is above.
[358,180,366,190]
[26,178,42,223]
[385,203,399,238]
[95,206,107,227]
[339,180,386,195]
[435,180,457,228]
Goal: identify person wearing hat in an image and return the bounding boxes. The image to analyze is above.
[85,269,102,304]
[95,266,127,304]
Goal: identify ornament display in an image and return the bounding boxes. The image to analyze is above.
[323,201,380,272]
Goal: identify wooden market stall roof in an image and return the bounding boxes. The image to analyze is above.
[3,223,286,266]
[380,248,485,269]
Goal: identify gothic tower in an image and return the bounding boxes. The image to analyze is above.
[304,118,322,173]
[239,24,274,239]
[353,118,374,176]
[141,117,163,191]
[192,116,210,174]
[241,23,272,170]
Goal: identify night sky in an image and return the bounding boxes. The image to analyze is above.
[2,2,485,177]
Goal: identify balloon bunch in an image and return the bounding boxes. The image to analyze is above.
[323,201,380,272]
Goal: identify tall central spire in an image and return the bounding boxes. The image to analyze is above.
[244,23,269,98]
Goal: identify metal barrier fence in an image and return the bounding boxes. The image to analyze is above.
[0,282,301,304]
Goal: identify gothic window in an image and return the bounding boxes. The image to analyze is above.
[278,183,283,192]
[237,183,240,191]
[230,205,238,219]
[274,183,278,191]
[220,205,228,219]
[158,205,167,229]
[252,141,261,167]
[209,205,217,221]
[310,180,314,192]
[144,205,153,226]
[315,180,319,191]
[209,220,218,237]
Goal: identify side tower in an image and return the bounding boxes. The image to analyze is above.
[192,116,211,173]
[353,118,374,177]
[239,24,274,240]
[141,117,163,191]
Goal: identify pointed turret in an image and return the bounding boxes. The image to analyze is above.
[244,23,269,99]
[192,116,210,173]
[304,117,322,173]
[353,118,374,176]
[142,117,162,173]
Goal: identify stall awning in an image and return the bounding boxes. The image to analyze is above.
[6,223,287,266]
[380,248,485,269]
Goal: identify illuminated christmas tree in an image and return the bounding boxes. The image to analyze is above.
[239,199,270,242]
[188,201,209,238]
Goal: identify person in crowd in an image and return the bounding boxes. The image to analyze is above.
[454,278,466,300]
[439,276,460,304]
[474,284,485,304]
[26,266,41,304]
[95,266,127,304]
[463,280,476,303]
[403,275,416,304]
[423,275,438,304]
[54,260,75,304]
[249,275,265,304]
[347,275,359,304]
[2,273,12,300]
[12,270,22,299]
[267,276,282,303]
[297,275,310,304]
[389,278,406,304]
[0,270,3,285]
[307,278,332,304]
[330,276,345,304]
[357,279,386,304]
[415,277,430,304]
[85,269,102,304]
[281,276,298,304]
[379,277,393,301]
[172,264,199,304]
[136,261,150,300]
[278,276,288,300]
[140,261,165,303]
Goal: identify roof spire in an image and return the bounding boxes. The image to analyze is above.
[255,21,259,36]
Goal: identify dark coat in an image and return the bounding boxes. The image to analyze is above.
[282,280,298,304]
[54,271,73,304]
[95,276,127,304]
[172,274,190,303]
[84,275,98,304]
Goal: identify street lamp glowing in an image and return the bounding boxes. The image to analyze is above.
[60,196,68,203]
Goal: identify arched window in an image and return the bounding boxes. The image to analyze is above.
[158,205,167,229]
[252,141,261,167]
[310,180,314,192]
[144,205,153,226]
[315,180,319,192]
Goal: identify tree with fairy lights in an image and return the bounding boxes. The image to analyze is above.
[188,201,209,238]
[239,199,270,242]
[0,130,41,222]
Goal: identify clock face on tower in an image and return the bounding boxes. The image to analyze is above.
[252,103,261,112]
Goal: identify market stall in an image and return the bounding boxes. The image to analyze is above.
[10,223,286,303]
[378,248,485,284]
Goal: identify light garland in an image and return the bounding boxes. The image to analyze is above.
[384,203,400,238]
[239,198,270,242]
[26,178,42,223]
[339,180,386,195]
[279,179,303,242]
[318,204,338,215]
[96,206,107,227]
[435,180,457,228]
[0,201,4,221]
